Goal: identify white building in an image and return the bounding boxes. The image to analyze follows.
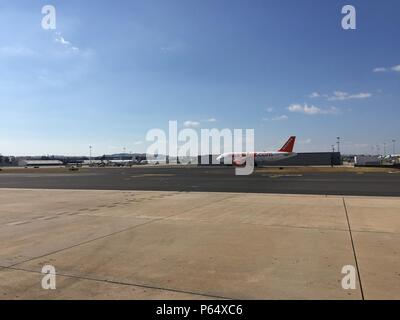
[18,160,64,167]
[354,155,382,166]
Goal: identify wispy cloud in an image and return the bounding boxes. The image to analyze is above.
[392,65,400,72]
[288,103,338,115]
[183,120,200,128]
[265,107,274,112]
[372,64,400,73]
[308,92,322,98]
[263,115,288,121]
[327,91,372,101]
[55,35,70,45]
[54,32,79,53]
[299,138,312,144]
[309,91,372,101]
[185,118,217,126]
[373,67,387,73]
[273,115,288,121]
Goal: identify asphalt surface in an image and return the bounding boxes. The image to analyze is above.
[0,166,399,196]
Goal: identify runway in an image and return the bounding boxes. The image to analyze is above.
[0,166,399,196]
[1,169,400,299]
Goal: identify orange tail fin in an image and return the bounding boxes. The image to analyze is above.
[278,136,296,152]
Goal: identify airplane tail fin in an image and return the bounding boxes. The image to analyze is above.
[278,136,296,152]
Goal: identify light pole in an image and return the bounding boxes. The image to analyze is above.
[384,143,386,157]
[331,145,335,153]
[336,137,340,153]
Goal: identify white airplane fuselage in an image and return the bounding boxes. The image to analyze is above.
[254,151,297,162]
[217,151,297,166]
[216,136,297,166]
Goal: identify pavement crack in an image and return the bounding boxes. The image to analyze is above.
[0,265,231,300]
[5,194,236,270]
[342,197,365,300]
[5,218,158,269]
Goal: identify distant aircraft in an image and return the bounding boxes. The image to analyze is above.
[384,154,400,163]
[109,159,134,166]
[385,154,400,159]
[144,159,167,165]
[216,136,297,166]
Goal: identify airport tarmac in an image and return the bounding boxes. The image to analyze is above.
[0,166,400,196]
[1,188,400,299]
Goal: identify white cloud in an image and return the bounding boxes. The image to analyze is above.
[263,115,288,121]
[288,103,338,115]
[351,92,372,99]
[309,92,320,98]
[184,121,200,128]
[272,115,288,121]
[55,35,70,45]
[188,118,217,125]
[266,107,274,112]
[308,91,370,101]
[134,141,143,145]
[54,32,79,53]
[392,65,400,72]
[327,91,372,101]
[373,67,387,72]
[299,138,312,144]
[373,64,400,73]
[288,104,320,115]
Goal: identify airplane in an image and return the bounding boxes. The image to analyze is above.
[143,159,167,165]
[384,154,400,159]
[216,136,297,166]
[108,159,135,166]
[384,154,400,164]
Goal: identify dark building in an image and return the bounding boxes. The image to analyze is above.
[0,155,17,167]
[197,152,342,166]
[259,152,342,166]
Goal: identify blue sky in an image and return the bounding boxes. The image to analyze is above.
[0,0,399,156]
